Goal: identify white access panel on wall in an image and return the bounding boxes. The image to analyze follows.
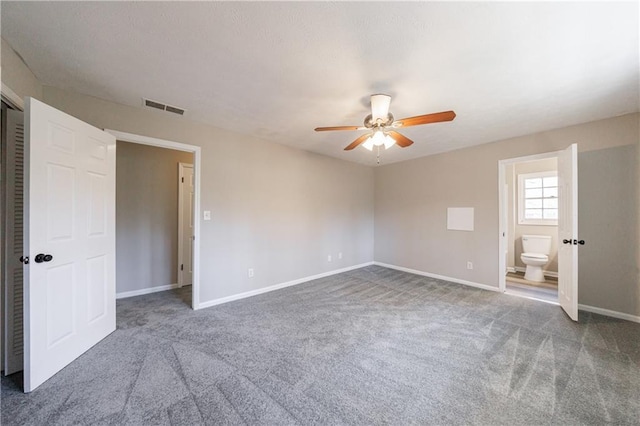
[24,98,116,392]
[447,207,474,231]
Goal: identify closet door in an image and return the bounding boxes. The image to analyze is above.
[4,108,25,375]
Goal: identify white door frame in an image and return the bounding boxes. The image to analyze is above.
[104,130,201,310]
[498,150,561,293]
[177,162,193,288]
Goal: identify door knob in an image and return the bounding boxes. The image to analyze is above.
[562,239,572,244]
[34,253,53,263]
[575,240,585,245]
[20,256,29,264]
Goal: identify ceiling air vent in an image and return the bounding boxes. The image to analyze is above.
[143,98,186,116]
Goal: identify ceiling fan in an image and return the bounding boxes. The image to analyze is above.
[315,94,456,151]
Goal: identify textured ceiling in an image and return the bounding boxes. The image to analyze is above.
[2,2,638,166]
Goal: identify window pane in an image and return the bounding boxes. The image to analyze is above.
[525,188,543,198]
[543,198,558,208]
[524,178,542,188]
[543,187,558,198]
[543,176,558,187]
[525,199,542,208]
[525,209,543,219]
[543,209,558,219]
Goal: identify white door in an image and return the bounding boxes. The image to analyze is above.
[178,163,194,287]
[24,98,116,392]
[558,143,578,321]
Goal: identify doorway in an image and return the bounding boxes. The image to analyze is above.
[107,130,201,309]
[502,156,559,303]
[115,141,195,307]
[498,146,579,320]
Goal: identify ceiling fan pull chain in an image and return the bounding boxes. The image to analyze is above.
[377,146,381,164]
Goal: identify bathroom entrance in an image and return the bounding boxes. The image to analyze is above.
[503,156,559,303]
[498,146,580,321]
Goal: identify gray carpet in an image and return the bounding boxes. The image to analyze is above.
[2,265,640,425]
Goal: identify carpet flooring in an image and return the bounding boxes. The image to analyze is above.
[2,265,640,425]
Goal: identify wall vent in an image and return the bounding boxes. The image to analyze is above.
[142,98,186,116]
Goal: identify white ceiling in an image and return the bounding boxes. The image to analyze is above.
[2,2,638,166]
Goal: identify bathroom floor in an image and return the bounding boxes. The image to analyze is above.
[506,271,558,303]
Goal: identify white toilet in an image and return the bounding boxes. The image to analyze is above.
[520,235,552,282]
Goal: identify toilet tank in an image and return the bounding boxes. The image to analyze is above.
[522,235,552,255]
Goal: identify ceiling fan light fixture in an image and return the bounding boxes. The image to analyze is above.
[362,137,374,151]
[371,130,386,147]
[371,94,391,122]
[383,134,395,149]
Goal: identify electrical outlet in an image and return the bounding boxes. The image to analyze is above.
[338,252,342,259]
[248,268,254,278]
[327,255,332,262]
[467,261,473,270]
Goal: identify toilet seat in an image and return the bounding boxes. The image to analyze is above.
[521,253,548,261]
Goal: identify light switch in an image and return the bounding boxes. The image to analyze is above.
[203,210,211,221]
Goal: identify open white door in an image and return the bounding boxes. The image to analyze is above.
[178,163,194,288]
[24,98,116,392]
[558,143,578,321]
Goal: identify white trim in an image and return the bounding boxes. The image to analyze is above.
[196,262,374,310]
[498,150,561,293]
[104,129,201,310]
[1,82,24,110]
[116,284,179,299]
[513,266,558,278]
[373,261,501,293]
[578,304,640,324]
[506,266,517,274]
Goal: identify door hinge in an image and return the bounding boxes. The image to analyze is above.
[181,177,184,183]
[181,264,184,271]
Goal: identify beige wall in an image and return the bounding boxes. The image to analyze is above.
[375,113,640,316]
[1,38,42,101]
[578,145,638,315]
[506,158,559,274]
[116,141,194,294]
[42,86,374,305]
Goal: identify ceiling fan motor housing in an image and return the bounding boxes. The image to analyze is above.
[364,113,394,129]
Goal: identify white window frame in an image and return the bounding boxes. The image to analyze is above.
[517,170,558,226]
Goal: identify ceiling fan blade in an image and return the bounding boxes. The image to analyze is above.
[344,133,371,151]
[315,125,364,132]
[371,94,391,121]
[395,111,456,128]
[388,131,414,148]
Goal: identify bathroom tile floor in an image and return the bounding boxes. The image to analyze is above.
[506,272,558,303]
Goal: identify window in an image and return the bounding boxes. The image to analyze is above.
[517,171,558,225]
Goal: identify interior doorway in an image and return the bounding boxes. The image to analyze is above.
[107,130,201,309]
[502,156,559,304]
[498,146,579,320]
[114,141,194,306]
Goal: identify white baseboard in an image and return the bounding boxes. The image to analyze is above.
[513,266,558,278]
[373,261,501,293]
[578,304,640,324]
[116,283,179,299]
[506,266,517,274]
[195,262,374,310]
